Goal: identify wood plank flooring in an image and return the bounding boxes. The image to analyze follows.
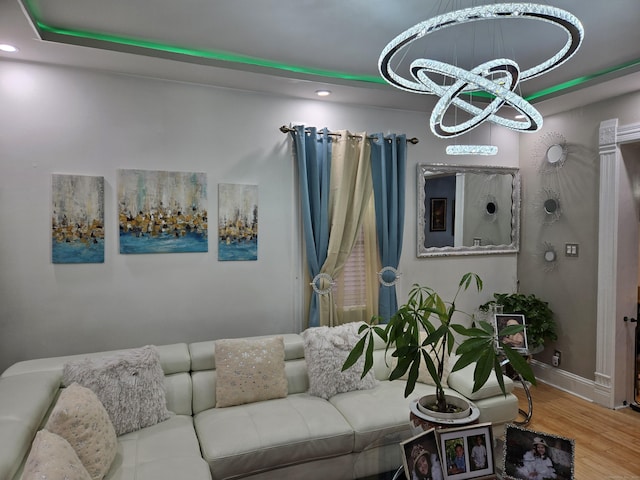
[511,381,640,479]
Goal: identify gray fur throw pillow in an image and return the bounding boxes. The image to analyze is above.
[63,345,171,435]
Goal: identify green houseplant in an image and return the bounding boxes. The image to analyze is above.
[342,273,536,415]
[478,292,557,350]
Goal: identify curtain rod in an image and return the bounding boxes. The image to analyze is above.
[279,125,419,144]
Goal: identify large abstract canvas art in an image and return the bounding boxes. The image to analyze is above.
[52,174,105,264]
[218,183,258,261]
[118,169,208,254]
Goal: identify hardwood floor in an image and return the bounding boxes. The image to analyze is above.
[511,381,640,479]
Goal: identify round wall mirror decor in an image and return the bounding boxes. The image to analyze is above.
[532,131,568,173]
[539,189,562,225]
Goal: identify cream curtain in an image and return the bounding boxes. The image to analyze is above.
[318,131,373,327]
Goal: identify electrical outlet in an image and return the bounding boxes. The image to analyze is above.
[552,350,561,367]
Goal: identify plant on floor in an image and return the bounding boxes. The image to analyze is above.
[478,292,557,350]
[342,273,536,414]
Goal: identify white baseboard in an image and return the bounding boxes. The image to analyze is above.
[530,359,595,403]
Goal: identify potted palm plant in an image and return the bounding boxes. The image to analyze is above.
[342,273,536,417]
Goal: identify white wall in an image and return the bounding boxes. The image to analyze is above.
[0,60,519,372]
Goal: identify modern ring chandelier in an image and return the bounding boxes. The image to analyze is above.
[378,3,584,155]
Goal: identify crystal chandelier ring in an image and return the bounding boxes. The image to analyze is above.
[412,58,542,137]
[379,3,584,95]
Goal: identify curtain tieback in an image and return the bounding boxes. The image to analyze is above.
[378,266,400,287]
[311,273,336,295]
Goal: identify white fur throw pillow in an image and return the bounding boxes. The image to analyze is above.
[44,383,117,480]
[22,430,92,480]
[214,336,288,407]
[63,345,171,435]
[301,322,377,399]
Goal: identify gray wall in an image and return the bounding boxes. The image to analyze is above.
[0,60,520,372]
[518,91,640,381]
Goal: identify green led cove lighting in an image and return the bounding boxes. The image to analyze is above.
[34,21,386,85]
[24,2,640,103]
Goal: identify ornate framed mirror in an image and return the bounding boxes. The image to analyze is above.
[417,164,521,257]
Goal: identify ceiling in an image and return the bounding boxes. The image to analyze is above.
[2,0,640,117]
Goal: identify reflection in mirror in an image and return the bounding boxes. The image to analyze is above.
[417,164,520,257]
[540,188,561,225]
[544,198,559,214]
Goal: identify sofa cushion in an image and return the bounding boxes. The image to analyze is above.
[194,393,353,480]
[0,343,190,378]
[446,362,514,400]
[105,415,211,480]
[329,380,444,452]
[214,336,288,408]
[301,322,377,400]
[63,345,172,435]
[22,430,91,480]
[44,383,118,480]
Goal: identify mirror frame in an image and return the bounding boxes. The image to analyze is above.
[417,164,521,257]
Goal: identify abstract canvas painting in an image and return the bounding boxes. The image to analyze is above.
[118,169,208,254]
[52,174,105,264]
[218,183,258,261]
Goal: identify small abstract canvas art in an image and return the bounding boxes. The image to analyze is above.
[218,183,258,261]
[118,169,208,254]
[52,174,105,264]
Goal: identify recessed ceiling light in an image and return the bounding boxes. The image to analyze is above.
[315,89,331,97]
[0,44,18,53]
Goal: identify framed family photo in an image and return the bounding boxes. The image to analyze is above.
[401,428,445,480]
[503,424,575,480]
[494,314,528,353]
[435,423,495,480]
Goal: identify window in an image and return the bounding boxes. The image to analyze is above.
[340,227,367,309]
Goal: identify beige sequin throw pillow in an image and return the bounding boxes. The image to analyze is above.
[44,383,117,480]
[214,336,288,407]
[22,430,92,480]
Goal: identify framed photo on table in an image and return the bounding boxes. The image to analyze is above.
[435,423,495,480]
[400,428,445,480]
[494,313,528,353]
[503,424,575,480]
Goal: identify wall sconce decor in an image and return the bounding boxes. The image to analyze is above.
[538,188,562,225]
[541,242,558,272]
[533,131,568,174]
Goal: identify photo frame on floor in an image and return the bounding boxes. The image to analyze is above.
[435,423,495,480]
[503,424,575,480]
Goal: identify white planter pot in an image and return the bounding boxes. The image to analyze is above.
[409,394,480,434]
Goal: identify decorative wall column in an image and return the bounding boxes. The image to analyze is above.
[596,119,640,408]
[595,119,620,408]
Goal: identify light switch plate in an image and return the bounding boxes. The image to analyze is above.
[565,243,579,257]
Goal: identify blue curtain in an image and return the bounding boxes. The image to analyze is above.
[370,133,407,322]
[290,125,331,327]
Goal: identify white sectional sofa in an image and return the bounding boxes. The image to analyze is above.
[0,331,519,480]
